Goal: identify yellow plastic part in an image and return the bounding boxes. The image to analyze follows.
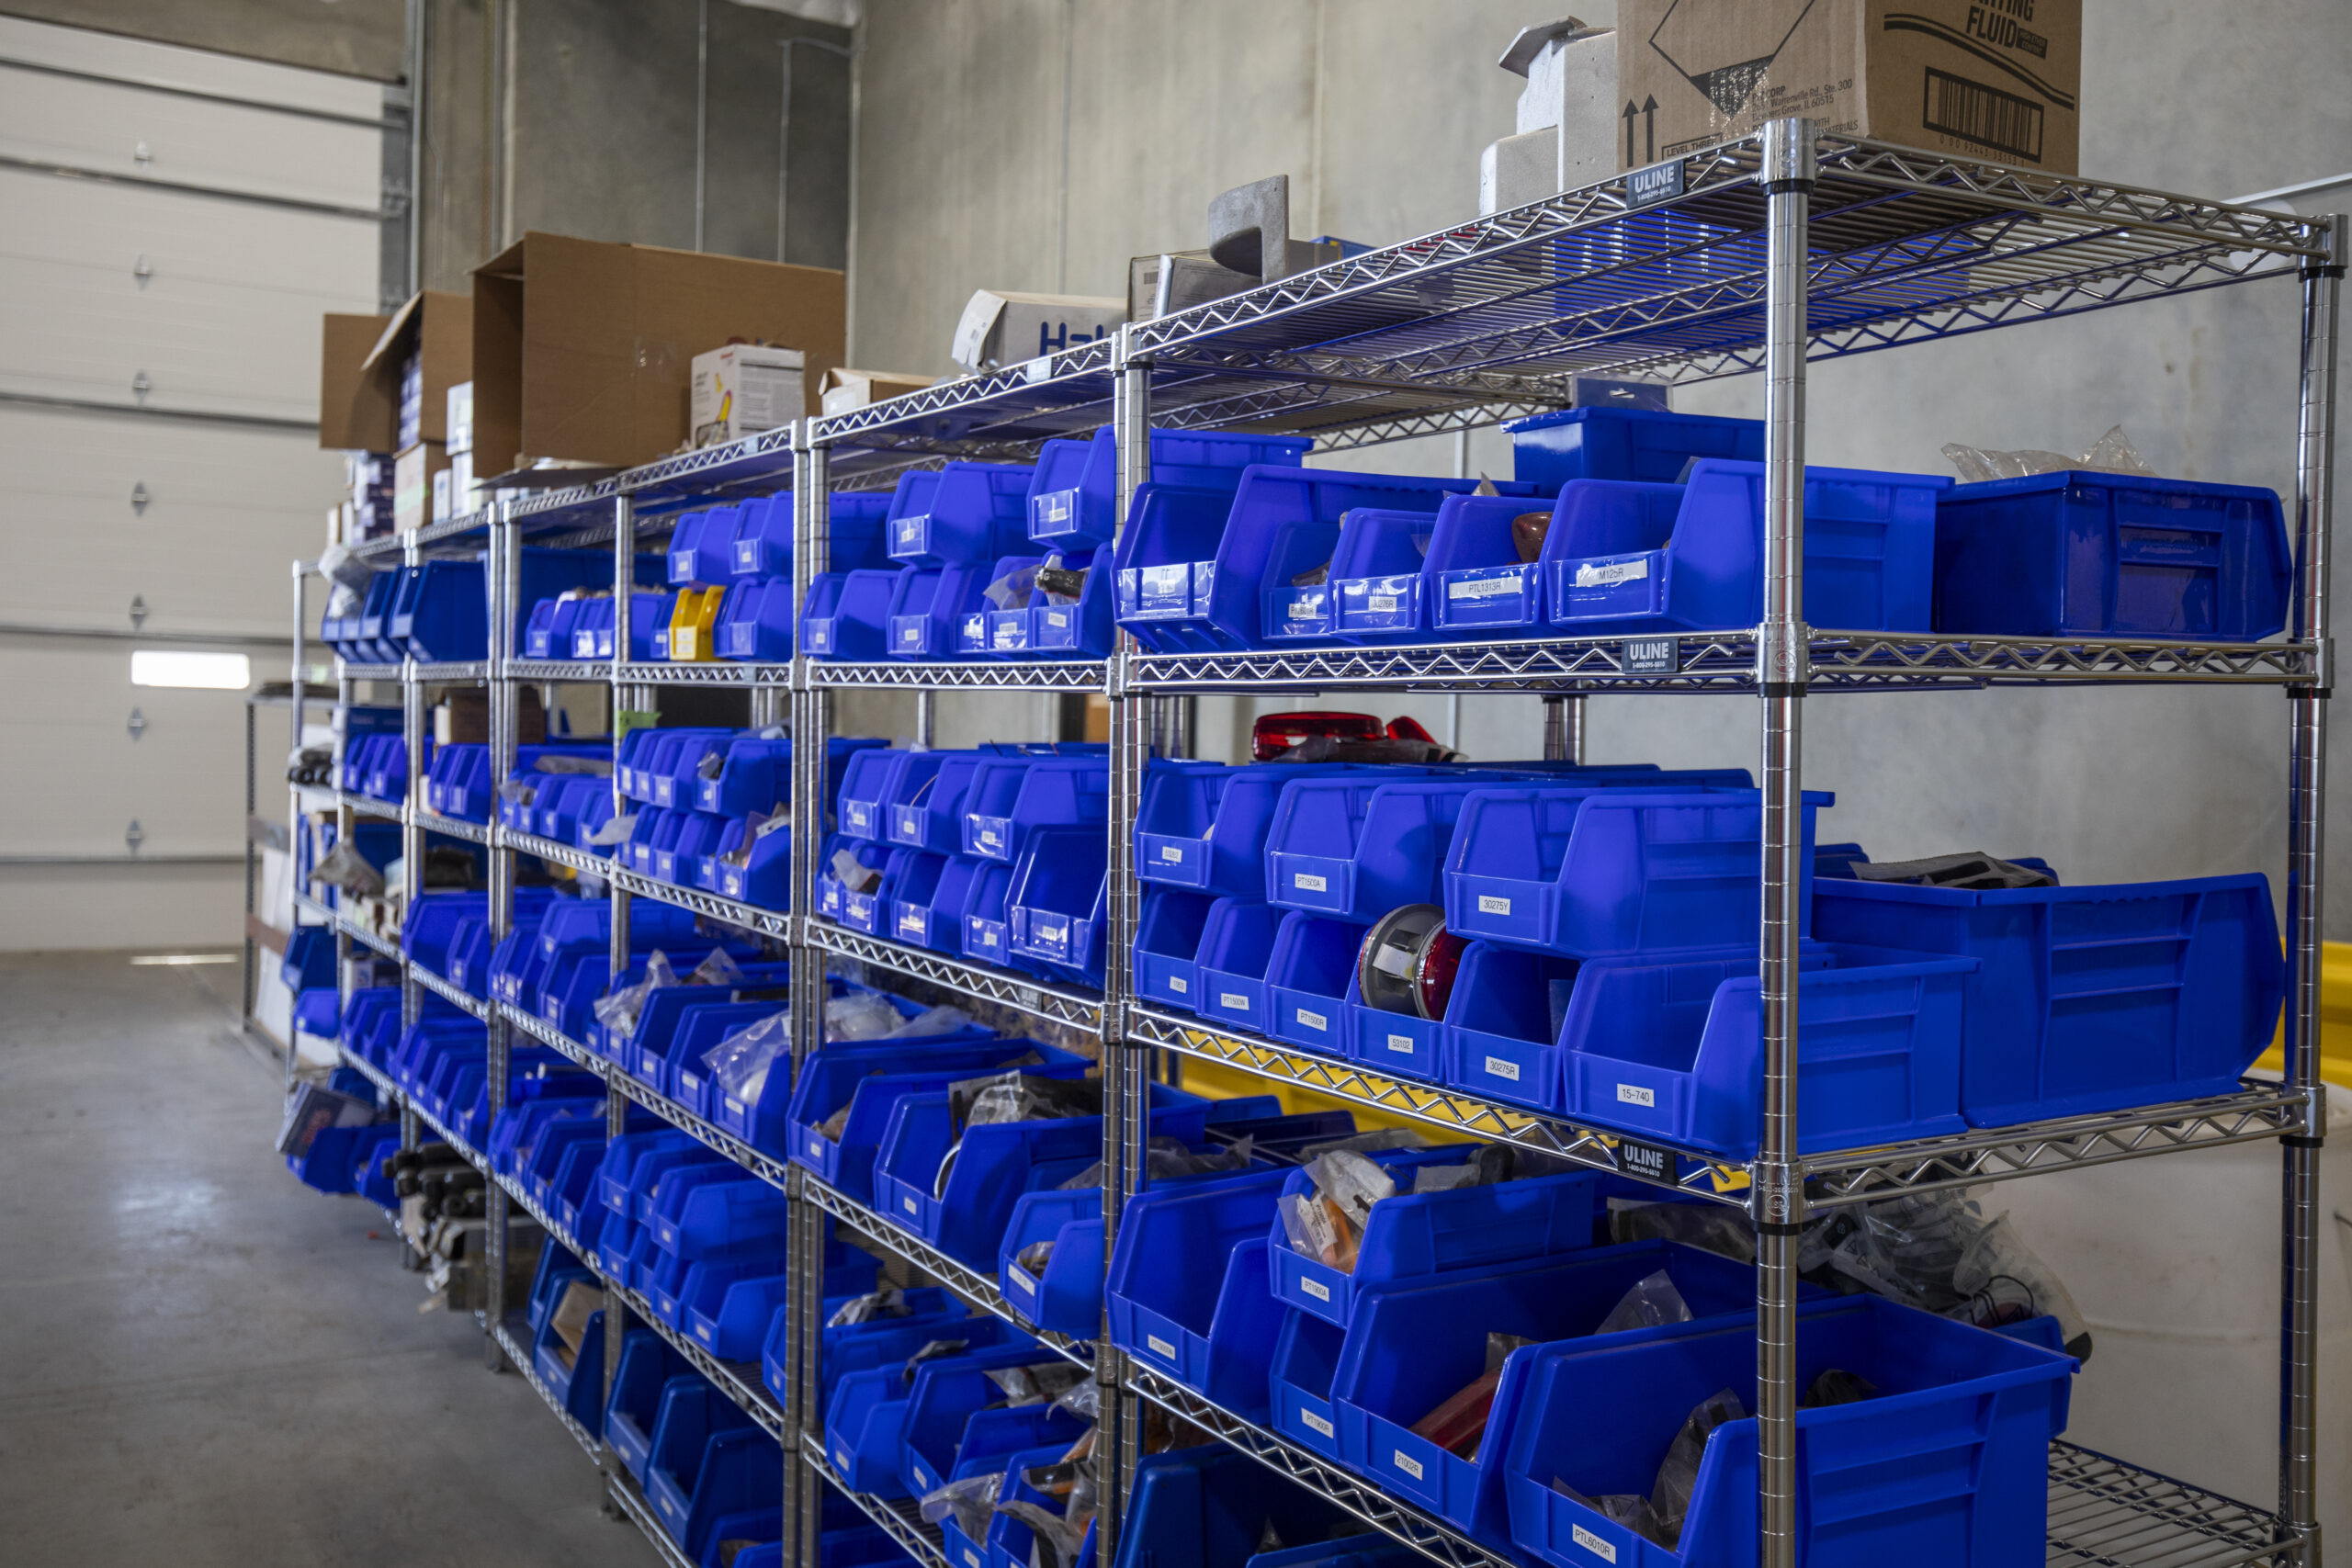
[666,586,725,662]
[2255,940,2352,1089]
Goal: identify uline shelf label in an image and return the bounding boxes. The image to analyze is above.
[1623,636,1680,674]
[1625,156,1686,208]
[1614,1136,1676,1183]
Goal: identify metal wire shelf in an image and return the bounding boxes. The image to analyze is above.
[800,1174,1094,1369]
[2045,1443,2301,1568]
[413,808,492,844]
[605,1464,704,1568]
[807,659,1109,691]
[492,1319,604,1463]
[803,1438,951,1568]
[335,790,402,822]
[411,963,491,1021]
[606,864,790,940]
[807,919,1104,1032]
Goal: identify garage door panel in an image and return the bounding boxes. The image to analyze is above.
[0,408,342,634]
[0,63,381,211]
[0,170,383,297]
[0,642,269,857]
[0,16,382,123]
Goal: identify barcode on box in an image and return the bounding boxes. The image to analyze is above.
[1477,894,1510,914]
[1571,1524,1618,1563]
[1922,66,2046,163]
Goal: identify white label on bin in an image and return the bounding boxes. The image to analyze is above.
[810,1132,826,1155]
[1393,1450,1425,1481]
[1169,976,1188,994]
[1219,993,1249,1010]
[902,626,921,642]
[1301,1276,1331,1301]
[1575,558,1648,588]
[1448,575,1519,600]
[1572,1524,1617,1563]
[1477,894,1510,914]
[1147,1334,1177,1359]
[1301,1409,1334,1438]
[1484,1055,1521,1081]
[965,1551,983,1568]
[902,1195,919,1215]
[1293,872,1328,893]
[1289,597,1319,619]
[1617,1083,1657,1107]
[1368,594,1398,613]
[1047,611,1069,627]
[1387,1033,1414,1054]
[899,910,923,934]
[1159,845,1183,862]
[979,829,1001,848]
[1295,1007,1327,1032]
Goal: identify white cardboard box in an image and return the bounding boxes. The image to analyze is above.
[819,367,934,417]
[691,344,805,446]
[950,290,1125,373]
[445,380,473,455]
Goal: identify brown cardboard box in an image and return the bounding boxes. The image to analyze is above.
[317,291,474,452]
[391,441,448,533]
[1616,0,2079,174]
[471,232,845,477]
[819,367,936,418]
[435,688,545,746]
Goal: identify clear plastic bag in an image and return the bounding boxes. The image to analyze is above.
[1406,1143,1515,1193]
[919,1471,1004,1540]
[700,1010,789,1104]
[317,542,377,594]
[1608,1197,1758,1262]
[902,1338,972,1382]
[584,810,639,847]
[533,753,612,776]
[829,845,883,893]
[592,950,678,1035]
[1593,1269,1694,1336]
[684,948,746,987]
[1051,1376,1100,1423]
[952,1071,1102,1128]
[995,1498,1086,1568]
[1652,1387,1746,1542]
[1298,1127,1428,1158]
[1941,423,2155,485]
[1551,1482,1672,1548]
[311,840,385,897]
[985,563,1041,610]
[983,1359,1088,1407]
[1277,1149,1398,1270]
[824,991,904,1042]
[828,1286,918,1327]
[1949,1212,2092,1356]
[1058,1134,1254,1191]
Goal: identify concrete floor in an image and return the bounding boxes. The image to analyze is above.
[0,951,650,1568]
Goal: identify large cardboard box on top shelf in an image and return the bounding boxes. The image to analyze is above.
[470,231,845,477]
[1616,0,2080,174]
[317,290,474,452]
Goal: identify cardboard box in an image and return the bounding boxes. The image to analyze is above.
[449,448,475,516]
[471,231,844,476]
[950,290,1125,373]
[318,290,473,453]
[446,380,474,455]
[392,441,448,534]
[435,688,544,746]
[431,468,452,525]
[819,367,935,418]
[1616,0,2080,174]
[691,343,806,446]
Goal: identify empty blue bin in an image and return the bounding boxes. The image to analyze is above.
[1933,469,2290,639]
[801,569,899,660]
[1194,898,1283,1034]
[1136,761,1364,898]
[967,756,1108,863]
[1327,506,1452,639]
[1106,1444,1362,1568]
[1028,426,1312,551]
[886,461,1036,568]
[1506,406,1764,489]
[961,861,1023,970]
[1499,1294,2075,1568]
[887,563,994,659]
[1107,1172,1288,1415]
[890,852,985,954]
[1006,825,1108,983]
[1135,886,1218,1012]
[1264,911,1371,1055]
[670,505,749,586]
[1330,1240,1774,1543]
[729,490,895,579]
[605,1335,692,1483]
[1543,460,1946,635]
[1813,868,2285,1127]
[1265,776,1502,919]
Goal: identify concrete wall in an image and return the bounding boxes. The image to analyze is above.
[849,0,2352,935]
[0,0,405,79]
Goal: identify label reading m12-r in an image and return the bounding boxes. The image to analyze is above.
[1615,1138,1674,1183]
[1623,636,1679,674]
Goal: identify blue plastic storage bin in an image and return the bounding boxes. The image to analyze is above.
[1264,776,1511,919]
[532,1300,609,1437]
[801,569,899,659]
[1266,1153,1604,1328]
[1506,406,1765,490]
[1027,426,1312,551]
[1545,942,1977,1156]
[898,1345,1088,1498]
[1500,1295,2075,1568]
[786,1039,1085,1201]
[961,862,1023,970]
[1933,470,2290,640]
[605,1334,692,1483]
[1006,825,1108,984]
[1136,761,1360,898]
[887,563,994,659]
[1194,898,1283,1034]
[1264,911,1371,1055]
[886,461,1036,568]
[890,852,985,954]
[1541,460,1946,636]
[1325,1241,1768,1541]
[1813,868,2285,1127]
[1106,1445,1363,1568]
[1135,886,1218,1012]
[729,490,895,579]
[1023,544,1116,657]
[966,756,1108,863]
[1106,1172,1288,1416]
[669,506,748,586]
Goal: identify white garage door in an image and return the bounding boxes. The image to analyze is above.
[0,14,384,950]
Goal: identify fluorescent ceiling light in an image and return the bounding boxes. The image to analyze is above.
[129,953,237,965]
[132,650,251,689]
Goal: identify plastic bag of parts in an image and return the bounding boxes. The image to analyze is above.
[983,1359,1089,1408]
[1277,1150,1391,1271]
[1822,1189,2092,1359]
[920,1472,1005,1541]
[317,542,377,595]
[1003,1435,1101,1568]
[986,562,1040,610]
[1803,1367,1877,1407]
[1409,1331,1540,1458]
[900,1337,974,1382]
[1849,851,2053,890]
[585,811,639,847]
[324,580,367,624]
[700,1010,791,1103]
[533,753,611,777]
[1299,1127,1428,1158]
[829,845,883,895]
[828,1286,925,1327]
[312,839,386,897]
[1941,423,2155,485]
[1608,1199,1758,1264]
[686,948,747,987]
[1652,1387,1747,1543]
[593,951,680,1034]
[949,1070,1103,1129]
[824,991,974,1043]
[1057,1133,1256,1192]
[721,809,788,869]
[1592,1269,1695,1336]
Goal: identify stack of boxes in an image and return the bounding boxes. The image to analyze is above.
[435,382,475,525]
